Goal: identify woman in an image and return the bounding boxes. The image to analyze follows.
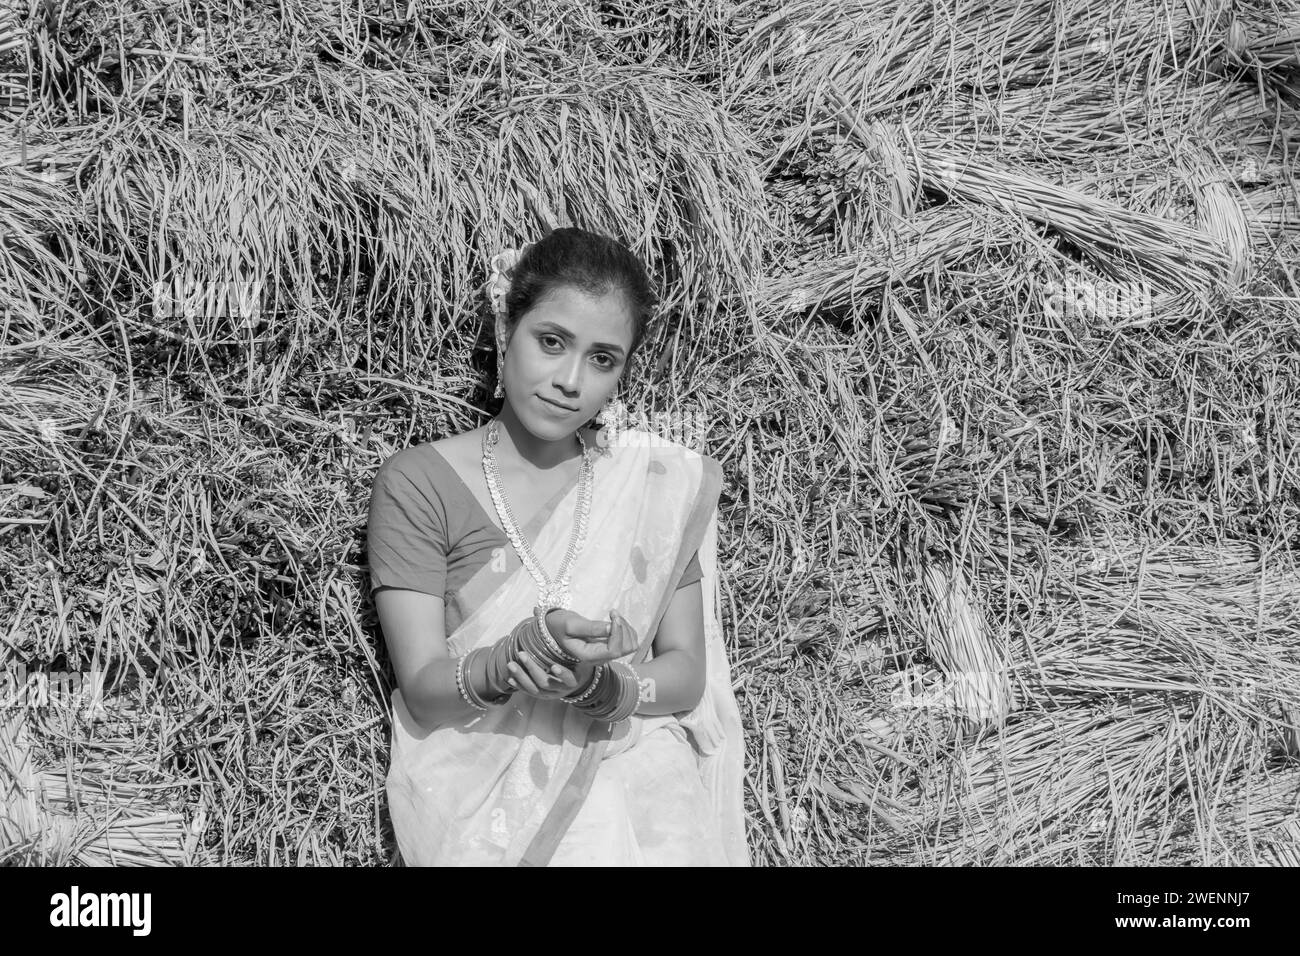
[366,227,748,865]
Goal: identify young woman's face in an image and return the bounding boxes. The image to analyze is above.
[503,284,635,441]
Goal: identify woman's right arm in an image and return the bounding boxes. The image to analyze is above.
[375,587,483,730]
[367,450,620,726]
[368,457,490,730]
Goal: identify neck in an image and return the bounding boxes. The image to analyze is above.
[494,400,582,470]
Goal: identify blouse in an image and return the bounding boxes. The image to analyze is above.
[367,444,702,634]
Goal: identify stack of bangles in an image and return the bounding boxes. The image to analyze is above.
[455,606,641,723]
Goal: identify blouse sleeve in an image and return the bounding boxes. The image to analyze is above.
[366,455,449,598]
[675,548,702,590]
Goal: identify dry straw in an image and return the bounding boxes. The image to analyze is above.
[917,562,1014,732]
[1,0,1298,866]
[1,708,198,866]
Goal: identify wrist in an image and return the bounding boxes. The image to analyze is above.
[572,661,597,689]
[484,625,528,700]
[567,660,637,721]
[539,608,579,666]
[470,647,512,704]
[563,662,604,703]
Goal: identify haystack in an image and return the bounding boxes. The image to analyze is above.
[2,0,1298,864]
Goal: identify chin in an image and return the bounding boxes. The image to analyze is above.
[522,411,581,439]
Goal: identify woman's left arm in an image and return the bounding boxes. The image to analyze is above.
[627,580,707,716]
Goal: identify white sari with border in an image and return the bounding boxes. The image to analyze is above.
[385,427,749,866]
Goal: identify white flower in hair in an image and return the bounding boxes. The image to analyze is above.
[485,241,535,317]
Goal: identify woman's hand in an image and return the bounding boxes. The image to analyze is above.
[505,652,582,700]
[541,608,640,664]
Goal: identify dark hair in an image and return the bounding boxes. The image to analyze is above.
[502,227,657,367]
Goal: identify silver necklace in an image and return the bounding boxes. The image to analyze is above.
[482,419,594,609]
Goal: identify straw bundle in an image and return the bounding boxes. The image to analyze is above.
[758,205,1034,317]
[825,538,1300,865]
[916,562,1014,731]
[0,707,199,866]
[0,0,22,56]
[1193,175,1254,291]
[61,62,774,406]
[1240,180,1300,262]
[0,129,90,337]
[901,129,1233,298]
[0,0,27,117]
[1232,17,1300,70]
[731,0,1236,132]
[1190,174,1258,290]
[924,75,1269,164]
[968,540,1300,863]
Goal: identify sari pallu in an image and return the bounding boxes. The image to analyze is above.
[386,427,749,866]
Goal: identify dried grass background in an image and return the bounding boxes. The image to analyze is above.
[1,0,1299,865]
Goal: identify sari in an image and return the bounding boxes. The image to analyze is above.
[385,426,749,866]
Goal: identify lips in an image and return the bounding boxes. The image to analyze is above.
[539,396,578,412]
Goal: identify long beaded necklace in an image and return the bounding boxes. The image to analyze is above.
[482,418,594,609]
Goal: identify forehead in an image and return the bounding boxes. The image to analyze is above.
[523,286,635,344]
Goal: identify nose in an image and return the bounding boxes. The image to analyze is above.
[553,354,585,399]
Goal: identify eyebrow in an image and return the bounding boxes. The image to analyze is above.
[535,321,627,357]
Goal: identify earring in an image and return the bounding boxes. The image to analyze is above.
[493,326,507,400]
[595,389,619,426]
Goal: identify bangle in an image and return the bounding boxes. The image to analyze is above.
[535,606,579,666]
[605,661,641,722]
[455,654,486,712]
[463,649,494,710]
[631,664,656,703]
[485,615,570,694]
[469,647,512,705]
[571,660,638,722]
[564,665,605,704]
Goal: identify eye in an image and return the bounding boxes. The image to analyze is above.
[540,333,617,370]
